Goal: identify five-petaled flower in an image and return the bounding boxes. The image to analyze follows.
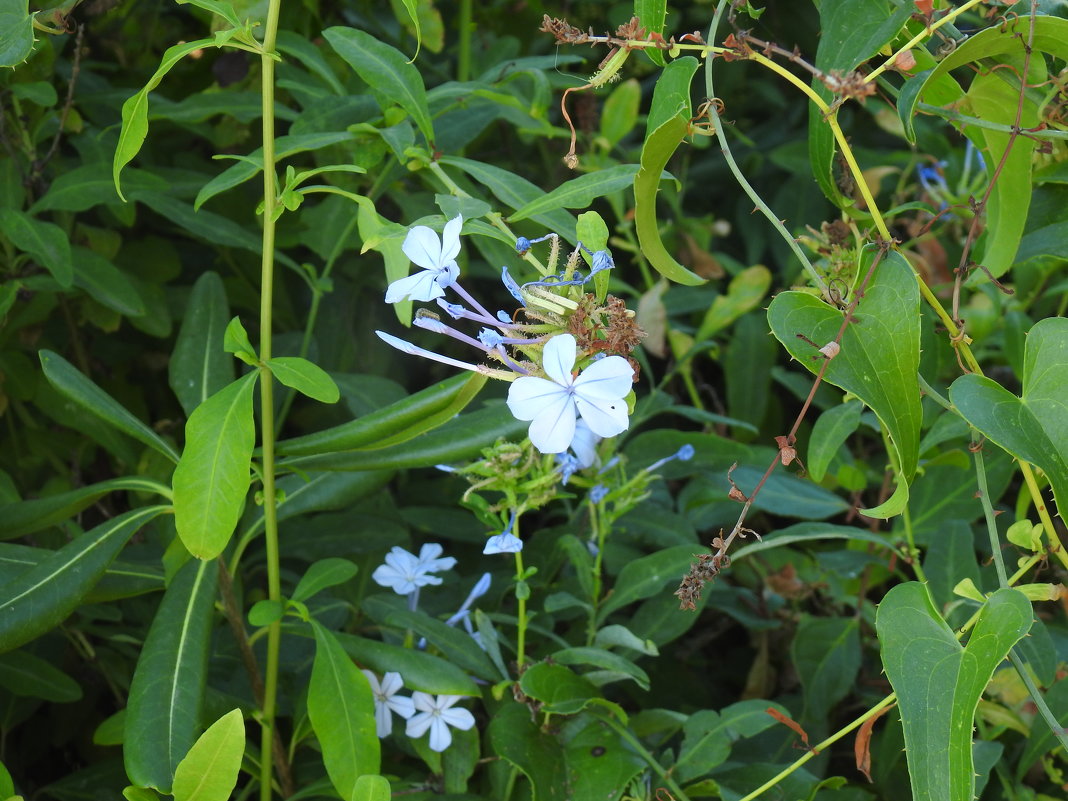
[406,692,476,752]
[362,670,415,738]
[372,543,456,595]
[507,333,633,454]
[385,215,463,303]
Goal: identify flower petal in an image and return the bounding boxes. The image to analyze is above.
[379,672,404,696]
[506,376,566,421]
[528,393,577,454]
[385,270,443,304]
[575,394,629,438]
[411,691,436,713]
[387,694,415,719]
[569,419,600,468]
[483,532,523,554]
[406,711,433,739]
[428,717,453,752]
[440,215,464,263]
[402,225,444,270]
[440,707,476,731]
[374,698,393,737]
[572,355,633,400]
[541,334,576,385]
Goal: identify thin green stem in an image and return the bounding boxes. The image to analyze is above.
[901,505,926,583]
[457,0,472,82]
[257,2,284,799]
[513,518,528,670]
[864,0,984,84]
[974,444,1009,587]
[1019,462,1068,572]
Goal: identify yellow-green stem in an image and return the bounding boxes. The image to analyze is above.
[864,0,983,84]
[1019,462,1068,571]
[514,544,528,670]
[258,2,283,799]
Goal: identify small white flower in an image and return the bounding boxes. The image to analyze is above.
[569,419,600,469]
[372,543,457,596]
[406,692,476,752]
[385,215,463,303]
[362,670,415,737]
[483,532,523,554]
[506,334,633,454]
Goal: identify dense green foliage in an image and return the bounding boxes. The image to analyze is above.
[1,1,1067,800]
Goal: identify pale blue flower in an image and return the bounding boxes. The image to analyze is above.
[484,512,522,554]
[362,670,415,737]
[385,215,463,303]
[589,484,609,504]
[406,693,476,752]
[506,333,633,454]
[372,543,456,596]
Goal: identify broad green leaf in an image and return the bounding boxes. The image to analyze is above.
[599,78,640,148]
[807,400,863,482]
[308,621,380,797]
[172,373,258,560]
[0,208,73,287]
[276,372,484,456]
[0,0,34,67]
[266,357,340,404]
[695,266,771,340]
[767,248,920,518]
[676,700,788,783]
[731,522,895,562]
[323,26,434,145]
[728,464,849,520]
[171,709,244,801]
[645,57,697,136]
[510,164,642,223]
[923,520,982,610]
[333,631,478,695]
[520,663,600,715]
[0,506,165,654]
[598,544,701,621]
[132,192,277,261]
[352,775,391,801]
[551,647,650,690]
[124,787,162,801]
[634,114,704,286]
[276,30,344,95]
[634,0,666,66]
[125,559,218,793]
[169,272,233,417]
[29,165,167,214]
[489,702,568,801]
[0,649,82,702]
[114,38,216,199]
[0,476,170,540]
[71,248,145,317]
[949,317,1068,518]
[724,314,777,437]
[563,713,644,799]
[0,542,164,603]
[292,558,359,602]
[877,583,1032,801]
[792,617,860,723]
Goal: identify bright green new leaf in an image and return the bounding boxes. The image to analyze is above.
[645,57,697,136]
[0,506,166,654]
[0,0,34,67]
[352,775,391,801]
[767,248,921,518]
[223,317,256,363]
[308,621,380,799]
[39,350,179,463]
[124,559,218,793]
[634,0,666,66]
[174,0,242,29]
[510,164,642,222]
[169,272,233,417]
[172,372,258,560]
[634,113,704,286]
[877,583,1032,801]
[292,558,359,602]
[0,208,73,287]
[266,357,340,404]
[323,27,434,146]
[172,709,245,801]
[114,38,216,200]
[950,317,1068,519]
[519,663,599,715]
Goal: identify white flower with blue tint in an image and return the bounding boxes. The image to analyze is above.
[362,670,415,738]
[385,215,463,303]
[506,334,633,454]
[406,693,476,752]
[372,543,456,595]
[484,511,522,554]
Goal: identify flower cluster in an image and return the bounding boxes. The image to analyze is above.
[376,215,642,473]
[362,670,475,752]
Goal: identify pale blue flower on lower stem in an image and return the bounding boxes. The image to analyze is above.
[406,693,476,752]
[484,511,523,555]
[372,543,457,611]
[362,670,415,738]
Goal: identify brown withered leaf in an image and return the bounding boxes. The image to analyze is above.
[855,702,895,782]
[767,707,817,753]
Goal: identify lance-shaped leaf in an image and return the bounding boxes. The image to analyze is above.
[169,272,233,417]
[0,208,72,286]
[172,372,258,559]
[171,709,245,801]
[0,506,166,653]
[510,164,641,223]
[266,357,340,404]
[949,317,1068,518]
[877,583,1032,801]
[767,248,920,518]
[124,559,218,793]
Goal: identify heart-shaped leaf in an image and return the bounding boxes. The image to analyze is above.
[767,248,921,517]
[949,316,1068,518]
[877,583,1032,801]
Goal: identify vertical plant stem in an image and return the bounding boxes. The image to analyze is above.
[258,2,283,799]
[513,544,528,671]
[457,0,472,82]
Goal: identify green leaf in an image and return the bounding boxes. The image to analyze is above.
[0,476,170,540]
[598,544,700,621]
[0,506,165,654]
[30,165,171,214]
[124,559,218,793]
[923,520,983,610]
[172,373,258,560]
[0,208,73,287]
[114,38,216,200]
[71,248,146,317]
[695,266,771,340]
[308,621,380,797]
[223,317,256,362]
[645,57,697,136]
[0,0,34,67]
[276,372,484,456]
[40,349,180,463]
[169,272,234,417]
[376,607,501,682]
[333,631,478,695]
[599,78,640,148]
[276,30,344,95]
[0,542,163,603]
[676,700,787,783]
[551,647,650,690]
[634,0,666,66]
[949,317,1068,518]
[767,248,921,518]
[292,558,359,602]
[510,164,642,222]
[352,775,391,801]
[876,583,1032,801]
[0,757,13,798]
[807,400,863,482]
[323,27,434,145]
[634,114,705,286]
[174,0,242,28]
[266,357,340,404]
[0,649,82,702]
[489,702,568,801]
[731,522,896,562]
[519,663,600,715]
[171,709,244,801]
[792,617,860,722]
